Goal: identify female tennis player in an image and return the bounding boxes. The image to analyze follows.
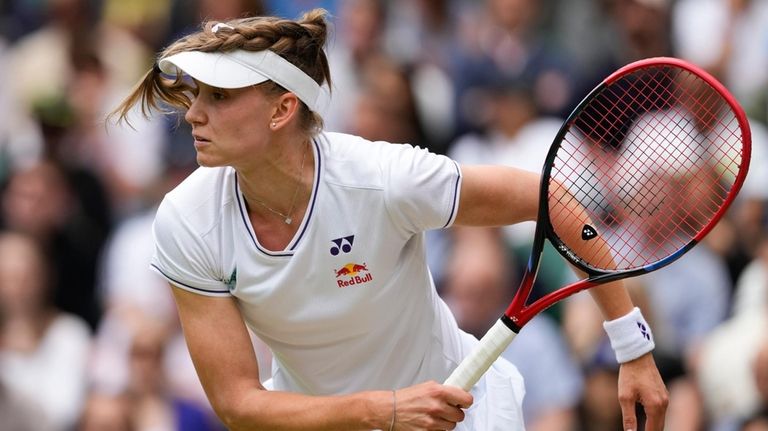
[112,9,667,431]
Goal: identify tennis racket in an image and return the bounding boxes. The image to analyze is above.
[445,57,752,390]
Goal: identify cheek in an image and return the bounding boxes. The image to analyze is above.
[225,121,270,153]
[218,107,270,139]
[232,118,265,136]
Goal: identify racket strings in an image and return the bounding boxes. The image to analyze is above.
[549,65,744,271]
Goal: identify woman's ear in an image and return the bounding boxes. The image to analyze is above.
[270,92,302,130]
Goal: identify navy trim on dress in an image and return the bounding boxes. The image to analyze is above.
[234,137,322,257]
[443,160,462,228]
[289,138,321,250]
[150,263,230,295]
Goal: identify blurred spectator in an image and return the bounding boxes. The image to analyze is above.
[0,231,91,430]
[0,36,24,182]
[671,0,768,284]
[89,207,187,398]
[165,0,267,47]
[1,160,109,329]
[698,239,768,430]
[714,120,768,285]
[505,315,584,431]
[84,317,223,431]
[383,0,465,152]
[672,0,768,120]
[66,46,165,215]
[746,339,768,429]
[578,342,623,431]
[324,0,388,133]
[567,0,674,112]
[100,0,175,51]
[263,0,336,18]
[6,0,149,115]
[0,380,47,431]
[551,0,615,81]
[348,54,427,145]
[732,236,768,318]
[639,244,731,431]
[6,0,165,217]
[86,155,204,402]
[89,166,207,407]
[124,319,221,431]
[442,227,512,338]
[447,79,571,293]
[384,0,460,71]
[0,26,40,174]
[79,392,132,431]
[449,0,575,137]
[743,416,768,431]
[608,0,672,61]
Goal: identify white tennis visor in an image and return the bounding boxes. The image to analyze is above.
[158,49,322,112]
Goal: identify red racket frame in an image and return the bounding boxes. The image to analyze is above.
[502,57,751,330]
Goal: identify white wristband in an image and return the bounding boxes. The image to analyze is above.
[603,307,655,363]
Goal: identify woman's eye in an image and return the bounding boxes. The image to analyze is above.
[212,91,227,101]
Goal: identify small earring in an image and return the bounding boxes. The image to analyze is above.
[271,122,277,128]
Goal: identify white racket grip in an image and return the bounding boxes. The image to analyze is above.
[444,319,518,390]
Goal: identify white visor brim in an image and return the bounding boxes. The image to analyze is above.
[158,49,322,112]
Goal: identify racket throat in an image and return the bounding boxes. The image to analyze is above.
[504,265,539,328]
[501,314,522,333]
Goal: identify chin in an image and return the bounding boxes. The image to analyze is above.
[196,156,210,167]
[196,154,224,168]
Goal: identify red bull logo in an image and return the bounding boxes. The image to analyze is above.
[334,262,373,288]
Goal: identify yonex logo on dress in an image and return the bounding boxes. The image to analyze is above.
[330,235,354,255]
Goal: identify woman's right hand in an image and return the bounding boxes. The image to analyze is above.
[389,381,473,430]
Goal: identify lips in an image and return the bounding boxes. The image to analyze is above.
[192,134,211,148]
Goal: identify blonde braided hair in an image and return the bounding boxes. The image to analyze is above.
[111,9,331,136]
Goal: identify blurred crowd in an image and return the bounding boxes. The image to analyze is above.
[0,0,766,430]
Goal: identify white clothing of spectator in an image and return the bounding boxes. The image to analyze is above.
[0,314,91,431]
[672,0,768,111]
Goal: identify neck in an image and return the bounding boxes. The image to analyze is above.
[1,311,51,352]
[238,140,313,224]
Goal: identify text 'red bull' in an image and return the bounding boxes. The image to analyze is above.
[335,263,373,288]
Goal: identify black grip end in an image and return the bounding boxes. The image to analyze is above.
[501,315,522,333]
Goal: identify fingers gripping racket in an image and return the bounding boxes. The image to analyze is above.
[445,57,752,390]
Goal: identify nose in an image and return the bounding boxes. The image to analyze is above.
[185,96,206,126]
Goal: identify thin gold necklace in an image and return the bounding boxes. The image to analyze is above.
[249,143,308,225]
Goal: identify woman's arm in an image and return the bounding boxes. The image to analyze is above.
[453,165,540,227]
[454,165,648,316]
[454,164,668,430]
[170,286,472,431]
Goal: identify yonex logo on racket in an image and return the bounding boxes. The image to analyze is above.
[581,225,598,241]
